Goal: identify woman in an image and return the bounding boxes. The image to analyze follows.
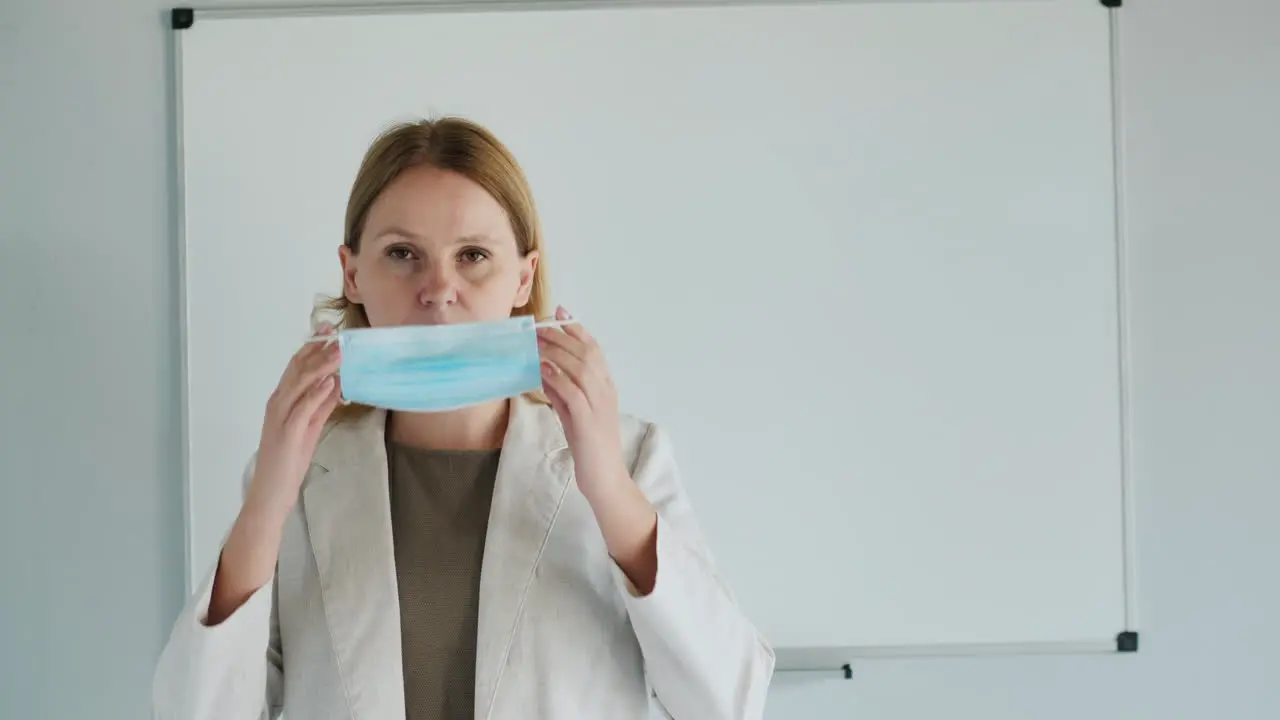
[152,117,774,720]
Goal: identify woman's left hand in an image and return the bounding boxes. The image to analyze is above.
[536,306,627,499]
[538,305,661,593]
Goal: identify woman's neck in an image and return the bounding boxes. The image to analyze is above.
[386,398,510,451]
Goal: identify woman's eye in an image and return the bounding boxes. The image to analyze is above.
[387,246,414,261]
[460,249,489,264]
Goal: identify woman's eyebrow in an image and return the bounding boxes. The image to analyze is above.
[370,226,421,242]
[371,228,494,245]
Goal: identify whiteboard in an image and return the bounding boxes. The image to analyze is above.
[173,0,1135,665]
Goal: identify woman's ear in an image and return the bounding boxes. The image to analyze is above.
[513,250,539,309]
[339,244,363,303]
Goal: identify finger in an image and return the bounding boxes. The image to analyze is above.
[555,306,595,346]
[541,362,584,416]
[279,342,342,415]
[536,324,588,361]
[306,379,343,439]
[296,340,342,388]
[289,322,337,366]
[541,360,588,416]
[279,335,331,391]
[287,375,336,433]
[541,372,570,421]
[538,342,590,391]
[538,318,612,392]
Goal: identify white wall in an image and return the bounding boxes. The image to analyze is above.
[1,1,1276,718]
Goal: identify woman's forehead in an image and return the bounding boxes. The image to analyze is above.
[364,168,514,246]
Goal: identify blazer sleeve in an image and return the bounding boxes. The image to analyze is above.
[609,422,776,720]
[151,456,283,720]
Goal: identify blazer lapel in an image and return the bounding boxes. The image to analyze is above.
[474,396,571,720]
[303,409,406,720]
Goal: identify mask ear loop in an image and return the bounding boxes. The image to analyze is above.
[533,318,579,329]
[302,333,341,345]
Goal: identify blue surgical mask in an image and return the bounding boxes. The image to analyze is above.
[316,315,568,413]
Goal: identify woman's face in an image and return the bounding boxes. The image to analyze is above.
[339,164,538,328]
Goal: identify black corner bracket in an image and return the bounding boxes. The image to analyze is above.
[172,7,195,30]
[841,663,853,680]
[1100,0,1122,8]
[1116,631,1139,652]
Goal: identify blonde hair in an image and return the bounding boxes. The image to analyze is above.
[318,116,551,420]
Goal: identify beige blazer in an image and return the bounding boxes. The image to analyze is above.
[152,396,774,719]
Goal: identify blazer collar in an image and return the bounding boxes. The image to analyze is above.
[302,395,573,720]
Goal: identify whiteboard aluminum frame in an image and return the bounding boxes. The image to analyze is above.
[172,13,193,600]
[1107,2,1141,648]
[177,0,921,22]
[169,0,1138,671]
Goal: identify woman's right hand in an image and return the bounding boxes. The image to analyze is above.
[208,325,343,625]
[244,323,344,518]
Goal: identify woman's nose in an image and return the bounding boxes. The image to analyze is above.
[418,264,458,306]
